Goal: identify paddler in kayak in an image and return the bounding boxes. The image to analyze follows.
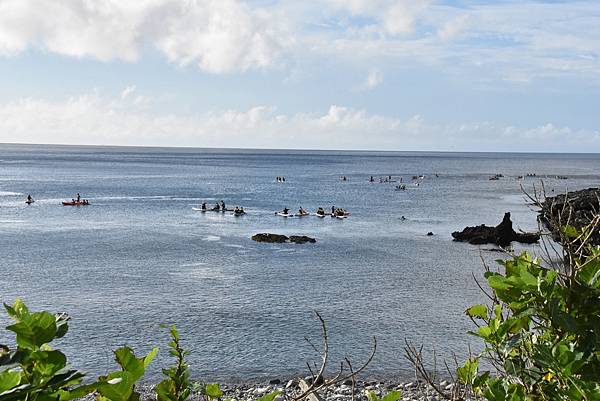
[26,194,33,203]
[282,207,290,215]
[201,202,207,211]
[316,207,325,216]
[298,207,307,215]
[220,200,226,211]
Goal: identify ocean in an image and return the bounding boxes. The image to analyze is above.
[0,144,598,382]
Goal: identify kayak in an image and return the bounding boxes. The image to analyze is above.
[193,208,233,212]
[314,213,326,218]
[62,201,89,206]
[234,211,246,216]
[276,212,294,218]
[25,200,34,204]
[295,212,310,217]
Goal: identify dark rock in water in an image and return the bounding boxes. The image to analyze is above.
[252,233,288,243]
[427,232,434,236]
[289,235,316,244]
[452,212,540,246]
[540,188,599,246]
[251,233,316,244]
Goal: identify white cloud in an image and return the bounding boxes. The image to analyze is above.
[0,0,599,82]
[1,91,598,152]
[120,85,137,100]
[0,0,287,73]
[355,69,383,91]
[437,14,468,41]
[324,0,430,36]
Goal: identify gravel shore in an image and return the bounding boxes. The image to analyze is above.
[85,379,479,401]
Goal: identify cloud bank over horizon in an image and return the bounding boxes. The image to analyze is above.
[0,0,599,151]
[1,90,597,153]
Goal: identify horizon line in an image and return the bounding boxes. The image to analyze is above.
[0,141,599,156]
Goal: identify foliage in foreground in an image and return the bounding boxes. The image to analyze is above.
[0,300,393,401]
[459,221,600,400]
[0,298,157,401]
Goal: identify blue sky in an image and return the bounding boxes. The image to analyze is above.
[0,0,598,152]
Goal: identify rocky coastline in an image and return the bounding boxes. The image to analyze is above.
[85,378,471,401]
[539,187,599,246]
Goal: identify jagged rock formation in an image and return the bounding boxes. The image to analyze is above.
[452,212,540,246]
[539,188,600,246]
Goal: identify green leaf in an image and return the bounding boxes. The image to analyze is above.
[6,311,57,349]
[114,347,145,381]
[257,390,282,401]
[466,304,488,320]
[366,391,378,401]
[457,358,478,385]
[577,260,600,288]
[0,369,21,393]
[204,383,223,399]
[31,350,67,377]
[155,380,176,401]
[143,347,158,369]
[380,390,401,401]
[562,225,579,239]
[4,299,29,320]
[97,372,135,401]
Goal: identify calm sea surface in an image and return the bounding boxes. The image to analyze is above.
[0,144,598,382]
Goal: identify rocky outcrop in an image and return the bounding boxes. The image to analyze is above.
[540,188,599,246]
[452,212,540,246]
[252,233,316,244]
[288,235,316,244]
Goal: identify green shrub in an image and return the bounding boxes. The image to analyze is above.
[156,325,191,401]
[0,299,157,401]
[460,223,600,400]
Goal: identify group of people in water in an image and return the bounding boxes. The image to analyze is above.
[199,200,245,215]
[25,192,90,205]
[279,206,349,217]
[66,193,90,205]
[275,176,286,182]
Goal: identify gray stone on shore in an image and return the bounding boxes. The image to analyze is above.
[77,378,480,401]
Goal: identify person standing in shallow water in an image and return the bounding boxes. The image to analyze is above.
[76,193,81,202]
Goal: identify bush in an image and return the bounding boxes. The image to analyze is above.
[0,298,157,401]
[460,220,600,400]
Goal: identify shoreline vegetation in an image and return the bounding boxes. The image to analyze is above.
[2,187,598,401]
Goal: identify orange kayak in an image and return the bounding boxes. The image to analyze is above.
[62,201,89,206]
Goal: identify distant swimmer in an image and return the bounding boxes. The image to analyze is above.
[401,216,406,221]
